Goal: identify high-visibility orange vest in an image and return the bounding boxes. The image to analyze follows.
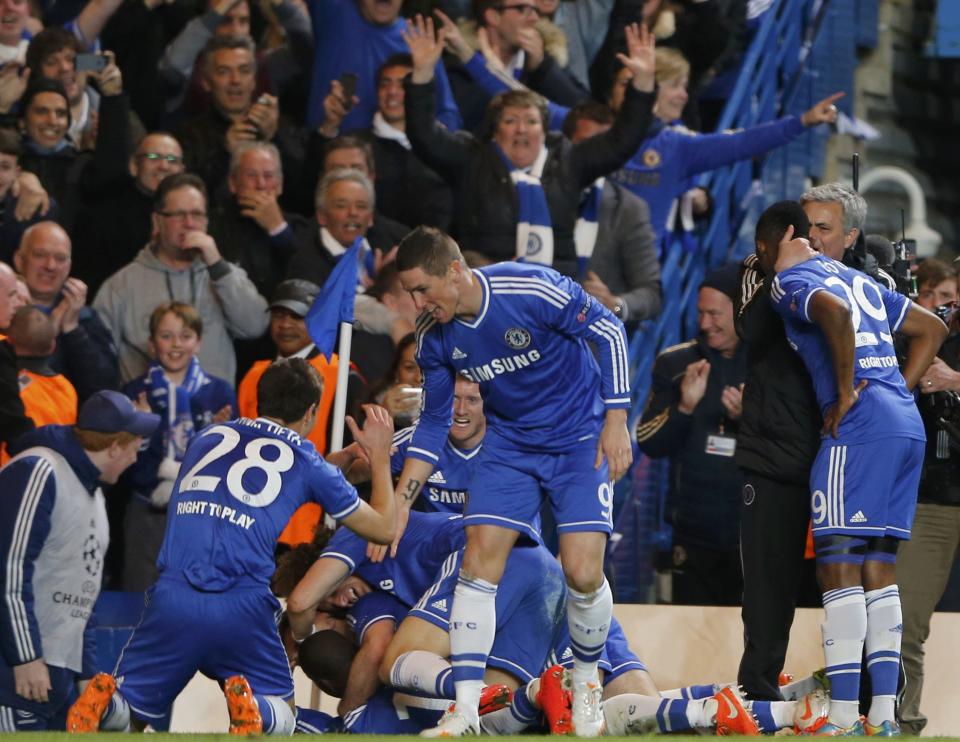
[237,351,341,548]
[1,368,78,464]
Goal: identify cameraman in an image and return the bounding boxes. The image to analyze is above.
[896,257,960,735]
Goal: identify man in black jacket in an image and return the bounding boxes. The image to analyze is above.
[72,132,185,296]
[735,242,822,701]
[637,264,746,605]
[209,141,310,299]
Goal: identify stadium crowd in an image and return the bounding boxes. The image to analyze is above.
[0,0,956,737]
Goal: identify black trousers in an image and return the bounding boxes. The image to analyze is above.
[671,540,743,606]
[737,471,820,700]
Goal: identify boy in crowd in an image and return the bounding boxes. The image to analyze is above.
[120,301,234,591]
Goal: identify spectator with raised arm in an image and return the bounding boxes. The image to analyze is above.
[562,101,660,324]
[439,0,588,131]
[16,55,131,234]
[402,15,655,277]
[157,0,312,119]
[305,0,462,133]
[312,55,454,231]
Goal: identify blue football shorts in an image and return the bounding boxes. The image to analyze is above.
[463,430,613,541]
[114,578,293,720]
[409,546,566,683]
[809,436,924,540]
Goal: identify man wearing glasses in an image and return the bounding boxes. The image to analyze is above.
[74,132,185,295]
[93,172,269,385]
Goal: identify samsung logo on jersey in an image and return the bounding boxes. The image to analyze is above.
[859,355,898,369]
[460,349,541,382]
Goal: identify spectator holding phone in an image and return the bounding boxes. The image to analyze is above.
[157,0,313,120]
[16,54,131,234]
[25,28,130,149]
[305,0,462,133]
[366,332,422,428]
[175,35,298,201]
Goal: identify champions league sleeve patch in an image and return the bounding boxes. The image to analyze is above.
[577,296,593,322]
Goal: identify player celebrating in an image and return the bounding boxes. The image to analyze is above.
[389,226,633,737]
[753,202,946,735]
[66,358,398,735]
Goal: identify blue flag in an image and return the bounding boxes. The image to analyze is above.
[305,236,360,360]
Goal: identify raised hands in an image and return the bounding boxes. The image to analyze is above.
[433,8,472,63]
[773,224,816,273]
[402,14,446,84]
[319,80,358,137]
[616,22,655,93]
[801,91,844,127]
[94,51,123,97]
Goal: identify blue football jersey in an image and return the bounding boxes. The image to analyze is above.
[157,417,361,590]
[770,255,924,443]
[408,262,630,464]
[391,426,478,513]
[342,688,450,734]
[319,511,465,607]
[348,591,408,644]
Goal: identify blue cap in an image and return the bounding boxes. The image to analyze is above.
[77,391,161,437]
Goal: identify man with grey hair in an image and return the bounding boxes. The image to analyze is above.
[800,183,867,261]
[209,141,310,298]
[800,182,895,289]
[287,167,412,346]
[175,35,294,198]
[288,167,383,288]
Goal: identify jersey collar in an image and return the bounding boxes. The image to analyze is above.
[455,270,490,329]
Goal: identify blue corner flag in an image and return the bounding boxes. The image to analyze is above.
[305,236,360,359]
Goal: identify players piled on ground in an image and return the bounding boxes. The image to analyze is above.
[1,203,946,735]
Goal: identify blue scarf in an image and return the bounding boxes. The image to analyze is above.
[146,357,208,460]
[496,143,553,266]
[574,177,604,278]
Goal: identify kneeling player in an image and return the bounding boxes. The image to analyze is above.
[66,359,400,735]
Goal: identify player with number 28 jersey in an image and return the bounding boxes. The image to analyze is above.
[158,417,360,590]
[67,360,398,736]
[111,410,386,726]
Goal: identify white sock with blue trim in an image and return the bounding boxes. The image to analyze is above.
[566,578,612,685]
[449,571,497,724]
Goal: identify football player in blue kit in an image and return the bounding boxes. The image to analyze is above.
[66,359,400,736]
[288,511,467,628]
[390,226,635,736]
[753,201,946,735]
[391,375,485,513]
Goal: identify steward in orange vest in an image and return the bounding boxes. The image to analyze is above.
[2,306,77,463]
[238,280,362,549]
